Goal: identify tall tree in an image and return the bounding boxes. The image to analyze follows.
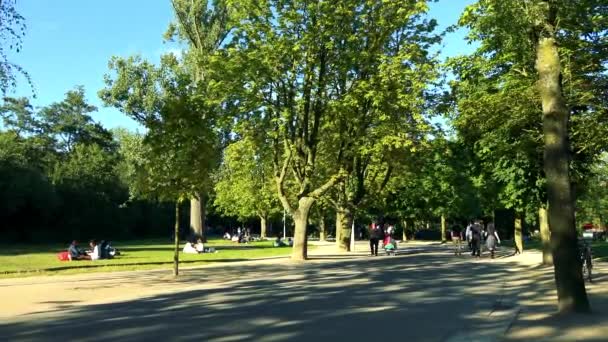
[233,0,439,260]
[455,0,608,313]
[101,54,219,275]
[165,0,233,240]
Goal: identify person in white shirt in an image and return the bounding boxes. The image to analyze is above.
[183,241,198,254]
[195,238,205,253]
[87,240,100,260]
[465,222,473,251]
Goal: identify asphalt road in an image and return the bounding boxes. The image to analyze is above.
[1,244,534,342]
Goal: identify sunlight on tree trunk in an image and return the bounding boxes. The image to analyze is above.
[335,214,342,246]
[291,198,314,261]
[402,219,408,242]
[190,194,202,238]
[539,205,553,265]
[173,200,180,277]
[336,207,352,252]
[260,215,267,239]
[537,35,590,313]
[514,214,523,254]
[319,217,326,241]
[441,215,447,242]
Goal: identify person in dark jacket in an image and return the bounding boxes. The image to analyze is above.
[369,223,383,256]
[470,221,483,257]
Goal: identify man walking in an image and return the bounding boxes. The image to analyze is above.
[369,223,382,256]
[470,220,483,257]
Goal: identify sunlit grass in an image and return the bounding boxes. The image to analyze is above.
[0,238,296,278]
[523,238,608,261]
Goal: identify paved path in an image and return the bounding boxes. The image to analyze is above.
[0,243,606,341]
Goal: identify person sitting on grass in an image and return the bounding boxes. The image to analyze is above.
[86,240,101,261]
[273,236,286,247]
[195,238,206,253]
[183,241,198,254]
[68,240,90,261]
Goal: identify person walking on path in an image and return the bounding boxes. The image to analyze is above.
[369,223,382,256]
[451,224,463,256]
[485,221,500,258]
[470,221,483,257]
[465,222,473,251]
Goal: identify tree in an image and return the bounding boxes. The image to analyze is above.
[213,135,279,238]
[101,54,219,275]
[165,0,234,240]
[455,0,608,313]
[233,0,440,260]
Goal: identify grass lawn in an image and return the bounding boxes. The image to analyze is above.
[0,238,295,278]
[523,238,608,262]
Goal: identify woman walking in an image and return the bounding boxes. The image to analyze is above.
[485,221,501,259]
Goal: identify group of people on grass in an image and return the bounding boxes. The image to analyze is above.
[369,223,397,256]
[273,236,293,247]
[183,238,217,254]
[451,220,501,258]
[66,240,118,261]
[223,227,257,244]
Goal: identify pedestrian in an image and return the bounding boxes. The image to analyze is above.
[465,221,473,251]
[485,221,501,258]
[451,224,463,256]
[471,220,482,257]
[369,222,382,256]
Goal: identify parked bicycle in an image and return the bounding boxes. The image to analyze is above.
[578,239,593,282]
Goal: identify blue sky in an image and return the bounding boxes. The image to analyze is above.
[8,0,476,132]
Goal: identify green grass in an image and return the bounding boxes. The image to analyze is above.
[0,238,295,278]
[523,238,608,261]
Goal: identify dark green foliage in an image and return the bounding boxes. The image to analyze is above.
[0,89,175,243]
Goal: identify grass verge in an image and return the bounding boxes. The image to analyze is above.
[0,238,295,278]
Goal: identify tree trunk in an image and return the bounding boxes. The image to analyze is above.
[200,193,206,241]
[335,207,352,252]
[402,219,408,242]
[441,215,447,242]
[514,214,523,254]
[537,35,590,313]
[335,212,342,244]
[539,205,553,265]
[190,195,202,238]
[291,197,314,261]
[319,217,326,241]
[260,215,267,239]
[173,200,180,277]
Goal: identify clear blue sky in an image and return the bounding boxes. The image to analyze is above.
[8,0,476,132]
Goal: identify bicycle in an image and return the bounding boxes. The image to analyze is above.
[579,239,593,282]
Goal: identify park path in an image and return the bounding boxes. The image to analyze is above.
[0,242,606,341]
